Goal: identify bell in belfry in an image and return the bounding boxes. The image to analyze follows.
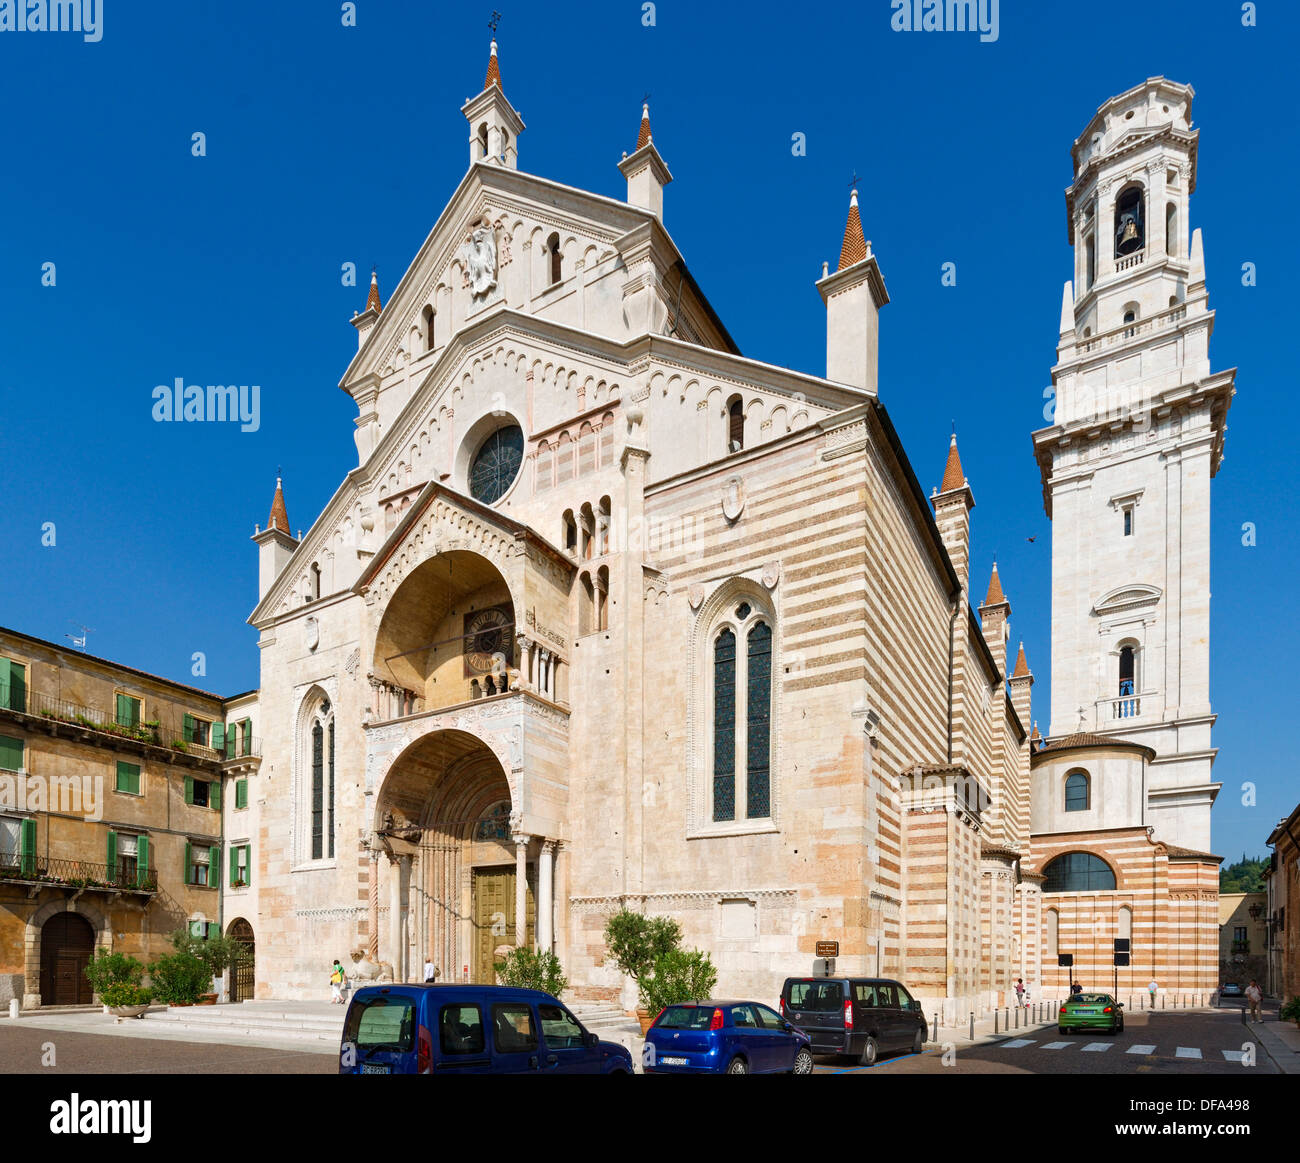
[1116,212,1141,254]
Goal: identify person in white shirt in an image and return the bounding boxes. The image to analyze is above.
[1245,980,1263,1021]
[424,958,439,984]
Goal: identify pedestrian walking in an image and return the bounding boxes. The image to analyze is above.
[1148,978,1158,1006]
[330,958,348,1004]
[1070,980,1083,997]
[1015,977,1026,1007]
[424,957,439,984]
[1245,979,1262,1021]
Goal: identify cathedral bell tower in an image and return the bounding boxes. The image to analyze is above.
[461,37,525,169]
[1032,78,1236,851]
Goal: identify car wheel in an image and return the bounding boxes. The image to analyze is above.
[726,1056,749,1075]
[912,1028,924,1054]
[1117,1016,1124,1034]
[859,1036,878,1067]
[1058,1026,1067,1035]
[791,1047,814,1075]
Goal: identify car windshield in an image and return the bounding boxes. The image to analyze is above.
[655,1006,714,1030]
[1071,994,1110,1005]
[343,995,415,1052]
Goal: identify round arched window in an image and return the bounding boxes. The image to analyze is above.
[1042,852,1116,893]
[468,425,524,505]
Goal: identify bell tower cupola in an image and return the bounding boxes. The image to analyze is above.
[461,34,525,169]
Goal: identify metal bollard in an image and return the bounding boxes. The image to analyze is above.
[932,1011,939,1043]
[1162,993,1165,1009]
[994,1008,999,1034]
[969,1011,975,1040]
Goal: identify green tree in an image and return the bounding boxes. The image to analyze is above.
[1219,854,1268,893]
[494,946,568,997]
[637,949,719,1016]
[603,909,682,983]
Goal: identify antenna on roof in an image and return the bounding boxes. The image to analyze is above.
[65,622,95,652]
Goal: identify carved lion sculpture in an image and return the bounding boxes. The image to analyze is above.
[349,948,394,983]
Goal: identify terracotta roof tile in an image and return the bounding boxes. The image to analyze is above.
[484,38,501,90]
[1163,844,1222,861]
[838,189,867,270]
[637,103,652,150]
[365,268,382,314]
[940,433,965,492]
[1011,641,1031,678]
[268,477,290,535]
[1037,731,1153,756]
[984,562,1007,606]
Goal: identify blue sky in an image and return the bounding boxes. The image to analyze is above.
[0,0,1292,863]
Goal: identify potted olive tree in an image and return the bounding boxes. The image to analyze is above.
[603,910,690,1033]
[637,948,718,1024]
[84,949,152,1018]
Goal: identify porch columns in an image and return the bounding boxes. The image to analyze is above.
[388,853,411,981]
[538,839,558,954]
[367,849,380,960]
[538,649,551,699]
[513,833,529,948]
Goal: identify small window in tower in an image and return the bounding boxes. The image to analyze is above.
[548,233,562,285]
[422,304,435,352]
[727,397,744,453]
[1165,202,1177,258]
[1084,235,1095,291]
[1114,186,1144,257]
[1118,644,1136,697]
[477,123,489,160]
[1123,506,1133,537]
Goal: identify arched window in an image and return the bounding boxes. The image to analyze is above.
[1165,202,1177,257]
[1046,908,1059,956]
[579,572,595,636]
[302,694,335,862]
[709,599,774,823]
[1118,644,1135,695]
[596,565,609,632]
[562,509,577,554]
[1084,235,1095,290]
[1064,770,1090,812]
[474,801,512,842]
[579,502,594,560]
[1114,185,1144,257]
[598,496,611,555]
[548,233,562,285]
[1042,852,1117,893]
[1118,905,1133,942]
[727,397,744,453]
[477,123,489,161]
[422,305,435,352]
[309,562,321,602]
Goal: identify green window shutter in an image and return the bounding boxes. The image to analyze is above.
[236,779,248,810]
[106,830,117,876]
[137,835,149,888]
[210,780,222,811]
[209,845,221,886]
[115,694,139,728]
[184,776,194,805]
[19,818,36,877]
[0,734,22,772]
[183,713,195,743]
[211,721,225,754]
[116,761,140,795]
[184,841,192,884]
[241,718,252,756]
[229,845,238,887]
[243,844,251,887]
[208,922,219,940]
[0,660,22,712]
[0,659,10,711]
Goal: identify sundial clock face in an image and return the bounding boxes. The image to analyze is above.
[463,606,514,675]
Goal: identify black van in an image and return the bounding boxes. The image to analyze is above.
[780,977,927,1065]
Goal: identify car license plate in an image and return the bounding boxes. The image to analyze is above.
[660,1056,688,1066]
[361,1063,391,1074]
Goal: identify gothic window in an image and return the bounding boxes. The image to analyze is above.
[708,598,775,824]
[727,397,745,453]
[301,692,335,863]
[1064,770,1090,812]
[1042,852,1117,893]
[422,304,436,352]
[468,425,524,505]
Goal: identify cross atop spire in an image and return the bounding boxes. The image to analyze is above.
[837,188,868,271]
[365,267,382,314]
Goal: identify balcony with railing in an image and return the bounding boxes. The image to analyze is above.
[0,682,258,766]
[1096,688,1157,725]
[0,853,158,895]
[1078,300,1188,355]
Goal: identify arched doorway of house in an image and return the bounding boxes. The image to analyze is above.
[40,913,95,1006]
[376,729,535,985]
[227,918,255,1002]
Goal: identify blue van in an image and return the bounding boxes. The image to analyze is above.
[339,984,635,1075]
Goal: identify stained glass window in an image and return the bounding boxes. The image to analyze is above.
[311,722,324,860]
[713,629,736,821]
[746,622,772,818]
[469,425,524,504]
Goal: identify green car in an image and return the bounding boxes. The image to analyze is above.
[1058,992,1124,1035]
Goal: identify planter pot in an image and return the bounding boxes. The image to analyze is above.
[110,1005,149,1021]
[636,1008,653,1035]
[197,994,218,1006]
[170,1001,193,1008]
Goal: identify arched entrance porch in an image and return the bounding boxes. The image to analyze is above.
[374,728,557,984]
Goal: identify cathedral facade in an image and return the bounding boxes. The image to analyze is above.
[240,51,1226,1014]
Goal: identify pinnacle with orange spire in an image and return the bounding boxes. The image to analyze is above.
[484,37,502,90]
[636,102,652,150]
[1011,641,1031,679]
[365,267,382,314]
[268,476,290,535]
[940,432,966,492]
[984,561,1007,607]
[837,189,868,271]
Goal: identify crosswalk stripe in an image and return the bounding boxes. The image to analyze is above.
[1041,1041,1072,1050]
[1175,1047,1202,1059]
[1001,1039,1035,1049]
[1222,1050,1246,1063]
[1127,1044,1157,1055]
[1081,1042,1113,1052]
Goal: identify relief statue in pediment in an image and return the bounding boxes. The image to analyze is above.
[461,223,498,299]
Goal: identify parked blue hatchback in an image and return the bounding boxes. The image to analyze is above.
[643,1001,814,1074]
[340,984,635,1074]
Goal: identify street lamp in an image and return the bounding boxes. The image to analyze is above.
[1248,902,1263,921]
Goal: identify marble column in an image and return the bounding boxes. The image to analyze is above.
[538,839,557,954]
[513,834,529,948]
[388,853,411,981]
